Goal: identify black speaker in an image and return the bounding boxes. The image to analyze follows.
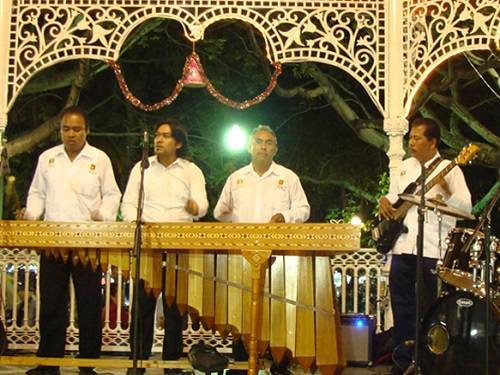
[340,314,374,366]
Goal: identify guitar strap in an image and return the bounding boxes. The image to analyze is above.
[413,156,443,191]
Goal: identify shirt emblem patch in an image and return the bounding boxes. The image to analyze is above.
[48,158,55,166]
[89,163,96,171]
[236,178,243,185]
[400,170,406,177]
[278,179,284,185]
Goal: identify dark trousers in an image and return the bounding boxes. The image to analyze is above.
[129,279,184,361]
[389,254,438,370]
[37,253,102,368]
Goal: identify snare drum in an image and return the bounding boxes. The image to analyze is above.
[437,228,498,296]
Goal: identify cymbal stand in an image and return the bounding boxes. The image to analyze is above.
[476,189,499,375]
[434,208,443,297]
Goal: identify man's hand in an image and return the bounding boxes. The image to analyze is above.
[90,210,103,221]
[185,199,199,216]
[269,213,285,223]
[16,208,26,220]
[378,197,395,220]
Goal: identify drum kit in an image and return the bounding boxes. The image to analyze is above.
[398,192,499,374]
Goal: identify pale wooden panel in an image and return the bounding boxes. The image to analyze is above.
[201,253,215,330]
[176,253,189,316]
[241,258,252,335]
[214,254,228,334]
[164,253,177,307]
[138,249,155,294]
[315,256,345,374]
[270,255,287,363]
[188,252,204,318]
[152,252,163,297]
[285,256,298,356]
[260,265,270,355]
[295,256,315,371]
[227,254,243,333]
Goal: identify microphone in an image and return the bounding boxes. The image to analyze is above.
[141,130,150,169]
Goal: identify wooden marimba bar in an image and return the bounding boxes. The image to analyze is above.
[0,220,360,375]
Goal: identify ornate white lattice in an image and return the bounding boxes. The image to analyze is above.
[6,0,387,113]
[403,0,500,115]
[4,0,497,119]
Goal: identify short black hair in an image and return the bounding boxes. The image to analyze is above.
[154,119,189,158]
[411,117,440,146]
[60,106,90,130]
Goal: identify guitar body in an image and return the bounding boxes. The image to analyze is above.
[372,218,407,254]
[372,183,416,254]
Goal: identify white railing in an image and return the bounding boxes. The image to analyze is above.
[0,248,388,353]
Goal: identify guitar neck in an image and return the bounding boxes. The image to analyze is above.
[393,160,456,221]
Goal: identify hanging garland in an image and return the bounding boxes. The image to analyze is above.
[107,52,282,111]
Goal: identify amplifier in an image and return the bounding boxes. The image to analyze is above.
[340,314,375,366]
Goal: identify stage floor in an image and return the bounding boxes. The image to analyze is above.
[0,353,392,375]
[0,364,392,375]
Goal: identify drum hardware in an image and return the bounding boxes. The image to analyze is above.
[427,190,500,374]
[399,183,478,374]
[398,193,476,220]
[421,291,499,374]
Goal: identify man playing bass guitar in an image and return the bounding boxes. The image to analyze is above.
[377,118,472,375]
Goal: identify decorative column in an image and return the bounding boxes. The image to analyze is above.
[384,118,408,177]
[384,0,407,179]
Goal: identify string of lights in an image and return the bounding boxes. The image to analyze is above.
[107,51,282,111]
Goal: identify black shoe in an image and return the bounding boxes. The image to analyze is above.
[79,368,98,375]
[164,369,188,375]
[127,368,145,375]
[26,367,61,375]
[390,365,407,375]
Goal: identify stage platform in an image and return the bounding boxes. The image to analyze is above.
[0,357,392,375]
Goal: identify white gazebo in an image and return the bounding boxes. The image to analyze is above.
[0,0,498,373]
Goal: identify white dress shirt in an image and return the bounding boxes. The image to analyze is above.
[121,157,208,222]
[25,143,121,222]
[385,153,472,259]
[214,162,310,223]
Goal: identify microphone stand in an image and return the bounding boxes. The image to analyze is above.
[131,131,150,375]
[413,164,426,375]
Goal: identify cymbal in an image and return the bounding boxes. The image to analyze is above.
[399,193,475,220]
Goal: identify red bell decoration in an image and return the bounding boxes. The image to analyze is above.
[181,52,206,88]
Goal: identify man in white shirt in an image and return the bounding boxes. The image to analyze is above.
[214,124,310,363]
[378,118,471,375]
[121,119,208,374]
[214,125,310,224]
[20,106,122,375]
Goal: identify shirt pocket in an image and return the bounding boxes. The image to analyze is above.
[75,171,100,198]
[271,184,290,211]
[231,183,250,208]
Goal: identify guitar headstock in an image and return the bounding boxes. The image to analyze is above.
[455,144,480,165]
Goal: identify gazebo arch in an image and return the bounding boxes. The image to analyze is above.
[0,0,498,171]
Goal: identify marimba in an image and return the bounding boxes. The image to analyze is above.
[0,220,360,375]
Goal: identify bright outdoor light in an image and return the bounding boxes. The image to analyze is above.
[225,124,247,151]
[350,215,362,226]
